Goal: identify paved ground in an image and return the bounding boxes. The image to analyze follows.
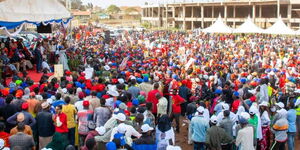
[174,117,300,150]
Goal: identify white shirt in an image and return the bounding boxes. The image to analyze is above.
[236,126,255,150]
[110,124,141,146]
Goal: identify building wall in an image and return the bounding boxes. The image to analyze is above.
[142,0,300,30]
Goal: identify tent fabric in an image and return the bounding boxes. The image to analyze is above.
[234,17,264,34]
[0,0,71,29]
[295,29,300,35]
[263,17,295,35]
[202,15,233,33]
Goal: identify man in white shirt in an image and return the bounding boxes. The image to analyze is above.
[156,93,168,118]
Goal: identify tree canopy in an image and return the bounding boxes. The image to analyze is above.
[106,5,121,14]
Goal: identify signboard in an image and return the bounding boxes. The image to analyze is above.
[54,64,64,78]
[84,67,94,79]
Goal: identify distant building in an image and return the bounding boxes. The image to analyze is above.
[111,6,141,20]
[142,0,300,30]
[99,13,110,19]
[71,10,92,25]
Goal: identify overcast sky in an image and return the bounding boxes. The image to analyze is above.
[81,0,215,8]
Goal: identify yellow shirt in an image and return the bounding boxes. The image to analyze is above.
[62,104,77,128]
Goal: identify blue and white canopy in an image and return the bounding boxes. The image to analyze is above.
[0,0,71,30]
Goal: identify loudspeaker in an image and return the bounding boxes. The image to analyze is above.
[37,24,52,33]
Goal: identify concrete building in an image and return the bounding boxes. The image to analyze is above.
[141,0,300,30]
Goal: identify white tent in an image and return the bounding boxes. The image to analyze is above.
[234,17,264,33]
[264,17,295,35]
[202,15,233,33]
[295,28,300,35]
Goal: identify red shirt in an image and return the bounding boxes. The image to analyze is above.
[146,89,163,114]
[54,112,68,133]
[171,94,185,114]
[0,131,10,147]
[231,99,240,113]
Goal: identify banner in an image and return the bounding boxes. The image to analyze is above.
[54,64,64,78]
[119,57,129,71]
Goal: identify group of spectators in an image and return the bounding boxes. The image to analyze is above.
[0,26,299,150]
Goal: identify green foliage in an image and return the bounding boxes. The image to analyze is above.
[124,7,139,14]
[141,21,151,29]
[106,5,121,14]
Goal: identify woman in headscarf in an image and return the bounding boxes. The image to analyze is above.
[258,102,271,150]
[155,114,175,150]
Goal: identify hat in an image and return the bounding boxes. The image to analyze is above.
[117,123,127,133]
[47,98,53,104]
[118,103,127,110]
[233,91,239,97]
[17,113,25,122]
[107,90,119,97]
[41,102,50,109]
[21,102,29,110]
[249,106,258,115]
[116,113,126,121]
[214,89,222,94]
[95,126,106,135]
[106,142,117,150]
[197,106,205,113]
[210,115,218,124]
[118,78,125,84]
[259,101,269,107]
[275,102,285,109]
[222,103,230,111]
[240,112,250,120]
[62,88,68,94]
[132,99,139,106]
[141,124,154,133]
[104,65,110,71]
[83,100,90,107]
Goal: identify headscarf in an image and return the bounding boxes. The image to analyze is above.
[157,114,171,133]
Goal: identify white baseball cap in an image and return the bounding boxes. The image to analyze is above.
[117,123,127,134]
[197,106,205,113]
[95,126,106,135]
[115,113,126,121]
[275,102,285,109]
[210,115,218,124]
[259,101,269,107]
[107,90,119,97]
[222,103,230,111]
[141,124,154,133]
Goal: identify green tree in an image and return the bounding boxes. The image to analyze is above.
[87,3,93,10]
[124,7,139,15]
[106,5,121,14]
[71,0,83,9]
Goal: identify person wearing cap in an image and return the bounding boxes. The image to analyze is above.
[83,126,106,150]
[7,102,36,128]
[133,124,155,145]
[62,96,77,146]
[270,108,289,150]
[77,100,94,146]
[137,76,153,97]
[170,90,185,133]
[11,91,26,112]
[9,122,35,150]
[86,91,101,110]
[271,102,286,126]
[258,101,271,150]
[36,101,55,149]
[286,102,296,150]
[206,115,233,150]
[190,106,209,150]
[248,106,259,147]
[235,114,255,150]
[210,89,223,115]
[51,93,66,108]
[94,98,112,127]
[110,122,141,147]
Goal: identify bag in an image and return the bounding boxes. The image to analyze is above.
[87,120,96,130]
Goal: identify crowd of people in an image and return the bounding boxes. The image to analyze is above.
[0,26,299,150]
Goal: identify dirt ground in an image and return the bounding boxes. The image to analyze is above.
[174,117,300,150]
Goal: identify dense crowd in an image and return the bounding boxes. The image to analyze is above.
[0,26,299,150]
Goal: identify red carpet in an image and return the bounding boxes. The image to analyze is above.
[6,70,54,85]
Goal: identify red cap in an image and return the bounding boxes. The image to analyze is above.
[65,71,72,75]
[15,90,23,98]
[78,92,85,99]
[83,100,89,107]
[21,102,29,110]
[102,94,110,99]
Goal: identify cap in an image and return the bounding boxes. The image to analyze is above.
[83,100,90,107]
[259,101,269,107]
[21,102,29,110]
[41,102,50,109]
[249,106,258,115]
[197,106,205,113]
[116,113,126,121]
[233,91,239,97]
[275,102,285,109]
[117,123,127,133]
[210,115,218,124]
[141,124,154,133]
[95,126,106,135]
[118,103,127,110]
[222,103,230,111]
[214,89,222,94]
[107,90,119,97]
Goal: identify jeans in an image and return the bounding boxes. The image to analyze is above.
[194,142,205,150]
[287,132,295,150]
[68,128,75,145]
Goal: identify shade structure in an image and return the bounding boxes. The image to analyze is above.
[0,0,71,30]
[263,17,295,35]
[234,17,264,34]
[202,15,233,33]
[296,28,300,35]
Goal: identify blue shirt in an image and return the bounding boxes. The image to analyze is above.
[190,115,209,142]
[287,109,297,133]
[52,100,66,108]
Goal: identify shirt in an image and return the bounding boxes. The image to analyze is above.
[26,98,39,117]
[0,131,10,147]
[9,132,35,150]
[171,94,185,114]
[62,104,77,128]
[110,124,141,145]
[36,110,55,137]
[147,89,163,114]
[10,125,32,136]
[78,110,94,135]
[94,106,112,127]
[287,109,296,133]
[157,97,168,115]
[190,115,209,142]
[236,126,255,150]
[54,112,68,133]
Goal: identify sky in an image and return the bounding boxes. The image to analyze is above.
[81,0,215,8]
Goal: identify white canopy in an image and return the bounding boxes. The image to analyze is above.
[234,17,264,34]
[264,17,295,35]
[202,15,233,33]
[295,28,300,35]
[0,0,71,22]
